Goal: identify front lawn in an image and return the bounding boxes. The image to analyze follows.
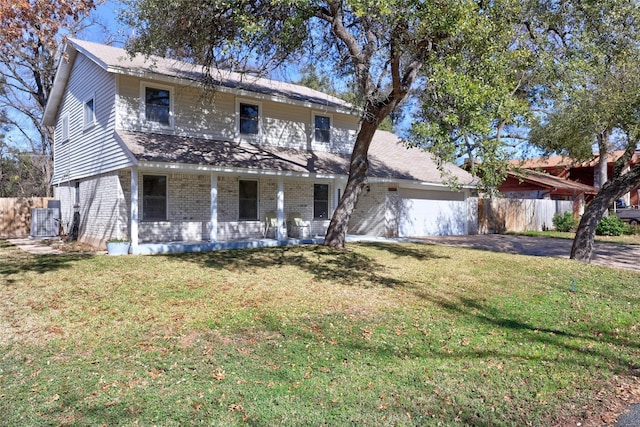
[1,240,638,426]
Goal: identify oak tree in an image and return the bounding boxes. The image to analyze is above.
[122,0,526,247]
[525,0,640,262]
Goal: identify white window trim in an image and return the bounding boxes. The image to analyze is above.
[140,82,175,130]
[311,111,332,145]
[83,93,96,130]
[60,113,69,143]
[235,97,262,141]
[142,174,169,222]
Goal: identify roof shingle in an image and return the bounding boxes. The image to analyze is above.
[69,39,351,110]
[117,130,477,186]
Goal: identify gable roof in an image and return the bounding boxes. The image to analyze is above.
[43,39,352,126]
[117,129,477,187]
[506,169,598,195]
[513,151,640,169]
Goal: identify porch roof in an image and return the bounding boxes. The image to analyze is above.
[507,169,598,195]
[117,130,477,186]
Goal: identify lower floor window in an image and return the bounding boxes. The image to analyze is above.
[314,183,329,219]
[143,175,167,221]
[239,180,258,220]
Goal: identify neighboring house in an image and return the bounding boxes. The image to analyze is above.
[42,39,477,253]
[499,169,598,215]
[513,152,640,207]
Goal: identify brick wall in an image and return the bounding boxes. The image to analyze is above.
[133,173,333,242]
[348,183,387,235]
[58,171,129,248]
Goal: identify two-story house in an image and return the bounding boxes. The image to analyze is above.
[42,39,477,254]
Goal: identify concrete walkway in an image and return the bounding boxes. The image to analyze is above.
[6,238,67,255]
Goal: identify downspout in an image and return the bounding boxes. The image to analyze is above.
[130,168,139,249]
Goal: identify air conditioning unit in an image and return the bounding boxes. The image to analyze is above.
[30,208,59,238]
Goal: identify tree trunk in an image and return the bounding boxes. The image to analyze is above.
[571,163,640,262]
[595,131,610,188]
[324,119,380,248]
[570,189,614,262]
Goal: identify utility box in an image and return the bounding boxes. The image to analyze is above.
[30,207,59,238]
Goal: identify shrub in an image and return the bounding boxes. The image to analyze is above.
[552,211,577,232]
[625,223,640,236]
[596,215,627,236]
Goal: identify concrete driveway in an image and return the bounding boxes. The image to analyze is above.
[417,234,640,272]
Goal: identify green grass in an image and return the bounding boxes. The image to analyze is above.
[1,239,638,426]
[512,230,640,245]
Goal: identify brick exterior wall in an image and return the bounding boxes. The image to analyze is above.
[54,171,129,248]
[125,172,334,243]
[57,170,474,245]
[348,183,388,236]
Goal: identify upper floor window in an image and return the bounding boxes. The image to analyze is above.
[83,96,95,129]
[60,114,69,142]
[143,175,167,221]
[236,99,261,137]
[142,83,173,128]
[313,113,331,143]
[314,183,329,219]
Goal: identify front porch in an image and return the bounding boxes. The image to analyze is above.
[126,169,344,248]
[131,236,324,255]
[129,234,402,255]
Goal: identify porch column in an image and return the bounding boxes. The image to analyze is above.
[277,178,285,241]
[210,173,218,242]
[333,177,344,212]
[130,168,139,248]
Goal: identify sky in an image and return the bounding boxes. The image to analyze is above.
[3,1,128,151]
[84,0,128,45]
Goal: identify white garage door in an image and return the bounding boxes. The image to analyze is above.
[398,189,468,237]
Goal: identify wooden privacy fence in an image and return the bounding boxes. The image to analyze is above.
[478,198,574,234]
[0,197,53,238]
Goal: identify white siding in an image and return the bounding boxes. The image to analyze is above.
[349,185,473,237]
[52,55,132,184]
[116,74,359,154]
[396,188,469,237]
[348,183,388,235]
[261,99,308,150]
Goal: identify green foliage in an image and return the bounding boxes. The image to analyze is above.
[552,211,578,232]
[408,0,532,194]
[596,214,627,236]
[0,141,49,197]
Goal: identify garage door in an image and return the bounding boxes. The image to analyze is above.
[397,189,468,237]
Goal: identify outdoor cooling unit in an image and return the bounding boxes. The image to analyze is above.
[30,201,60,238]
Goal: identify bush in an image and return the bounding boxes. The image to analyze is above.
[596,215,627,236]
[625,223,640,235]
[552,211,577,232]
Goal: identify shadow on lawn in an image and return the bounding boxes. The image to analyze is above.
[419,291,640,373]
[0,242,93,286]
[364,241,437,260]
[172,243,448,289]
